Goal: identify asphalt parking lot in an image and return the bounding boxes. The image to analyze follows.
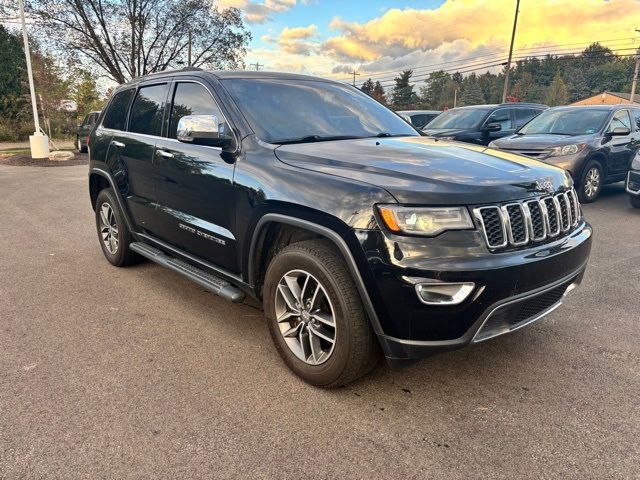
[1,164,639,479]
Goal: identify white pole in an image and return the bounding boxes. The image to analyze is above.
[18,0,49,159]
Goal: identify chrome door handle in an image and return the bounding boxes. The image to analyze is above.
[111,140,125,148]
[156,149,174,159]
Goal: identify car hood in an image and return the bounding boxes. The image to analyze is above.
[422,128,472,137]
[493,133,594,149]
[275,136,571,205]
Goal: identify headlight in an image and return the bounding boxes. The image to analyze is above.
[377,205,474,236]
[487,141,497,149]
[631,154,640,170]
[548,143,586,157]
[439,136,456,141]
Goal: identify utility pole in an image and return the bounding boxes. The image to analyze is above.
[350,70,360,87]
[454,88,458,108]
[630,28,640,104]
[18,0,49,159]
[187,30,192,67]
[502,0,520,103]
[251,62,263,71]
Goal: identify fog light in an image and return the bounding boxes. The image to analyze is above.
[415,282,475,305]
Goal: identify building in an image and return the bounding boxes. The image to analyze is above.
[571,91,640,106]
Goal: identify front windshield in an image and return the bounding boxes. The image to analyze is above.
[518,109,609,135]
[221,78,418,143]
[426,108,489,129]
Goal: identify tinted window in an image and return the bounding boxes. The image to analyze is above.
[222,78,417,143]
[128,84,168,136]
[519,108,610,135]
[427,108,490,129]
[633,109,640,130]
[607,110,631,133]
[486,109,513,129]
[103,89,134,130]
[169,83,222,139]
[515,108,541,126]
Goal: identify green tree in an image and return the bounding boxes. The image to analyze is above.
[73,70,104,119]
[372,81,387,104]
[460,75,485,106]
[0,26,28,120]
[391,70,418,109]
[360,78,375,96]
[544,74,568,106]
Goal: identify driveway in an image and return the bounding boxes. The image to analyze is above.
[0,164,638,479]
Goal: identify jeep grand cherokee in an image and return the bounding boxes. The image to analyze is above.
[88,68,592,387]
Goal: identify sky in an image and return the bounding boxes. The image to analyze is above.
[217,0,640,88]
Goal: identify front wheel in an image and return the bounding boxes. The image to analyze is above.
[77,136,87,153]
[578,160,603,203]
[629,194,640,208]
[263,240,380,387]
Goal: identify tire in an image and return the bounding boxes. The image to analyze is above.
[94,188,140,267]
[629,194,640,208]
[577,160,603,203]
[77,136,87,153]
[263,239,380,387]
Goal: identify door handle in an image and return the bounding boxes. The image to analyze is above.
[156,149,174,159]
[111,140,125,148]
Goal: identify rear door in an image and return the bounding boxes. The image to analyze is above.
[153,80,239,273]
[103,83,169,232]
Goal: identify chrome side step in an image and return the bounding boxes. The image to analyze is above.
[130,242,245,303]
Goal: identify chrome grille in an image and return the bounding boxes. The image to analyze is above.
[500,148,547,158]
[473,189,581,251]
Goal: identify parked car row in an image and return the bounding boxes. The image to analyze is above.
[400,104,640,206]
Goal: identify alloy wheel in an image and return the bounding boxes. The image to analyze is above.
[274,269,337,365]
[99,202,119,254]
[77,137,82,151]
[584,167,600,199]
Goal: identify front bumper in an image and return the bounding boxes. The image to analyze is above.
[627,170,640,195]
[356,221,592,364]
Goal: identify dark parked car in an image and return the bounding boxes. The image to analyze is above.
[423,103,547,145]
[397,110,441,129]
[627,151,640,208]
[88,69,591,386]
[489,105,640,203]
[76,110,100,153]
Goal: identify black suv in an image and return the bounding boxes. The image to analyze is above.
[489,105,640,203]
[77,110,101,153]
[88,69,592,387]
[423,103,547,145]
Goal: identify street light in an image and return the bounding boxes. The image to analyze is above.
[18,0,49,159]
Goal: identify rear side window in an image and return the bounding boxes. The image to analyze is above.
[103,89,134,130]
[169,82,223,139]
[129,84,169,136]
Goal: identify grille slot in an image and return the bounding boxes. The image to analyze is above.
[474,189,580,251]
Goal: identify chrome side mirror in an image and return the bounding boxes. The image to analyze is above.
[176,114,233,148]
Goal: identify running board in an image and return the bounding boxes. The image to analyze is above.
[130,242,245,303]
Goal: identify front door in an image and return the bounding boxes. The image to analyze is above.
[153,80,239,273]
[604,109,636,173]
[480,108,515,145]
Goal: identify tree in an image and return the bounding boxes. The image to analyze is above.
[372,81,387,104]
[22,0,251,84]
[73,70,105,119]
[360,78,375,96]
[544,74,568,106]
[460,75,485,106]
[391,70,418,108]
[0,25,27,119]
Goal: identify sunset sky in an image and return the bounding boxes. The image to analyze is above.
[219,0,640,86]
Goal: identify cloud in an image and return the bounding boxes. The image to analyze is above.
[217,0,297,24]
[280,24,317,40]
[262,24,319,56]
[321,0,640,62]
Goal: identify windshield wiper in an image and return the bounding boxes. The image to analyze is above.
[273,135,362,145]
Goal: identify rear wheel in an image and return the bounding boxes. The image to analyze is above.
[94,188,140,267]
[578,160,603,203]
[263,240,380,387]
[77,136,87,153]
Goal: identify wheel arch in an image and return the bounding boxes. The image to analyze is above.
[248,214,384,337]
[89,168,135,232]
